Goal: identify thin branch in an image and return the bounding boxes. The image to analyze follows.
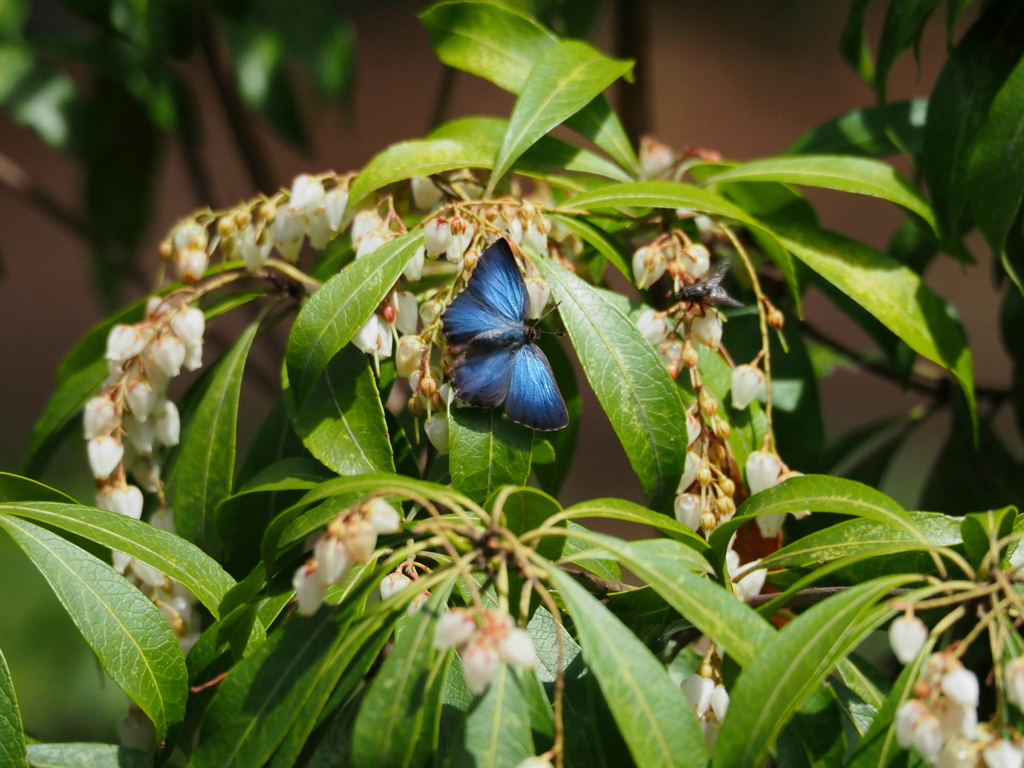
[614,0,650,146]
[197,2,276,194]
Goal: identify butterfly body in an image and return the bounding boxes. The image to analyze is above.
[441,239,568,431]
[674,257,744,310]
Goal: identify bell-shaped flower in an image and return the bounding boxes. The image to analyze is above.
[106,325,148,363]
[172,221,208,253]
[677,451,701,493]
[523,218,549,254]
[746,451,782,495]
[682,244,711,278]
[687,413,702,446]
[941,667,980,708]
[117,706,156,752]
[325,187,348,232]
[636,308,670,345]
[97,482,144,519]
[632,244,666,290]
[365,498,402,534]
[526,277,551,320]
[151,336,186,378]
[681,674,714,716]
[983,739,1024,768]
[353,314,392,359]
[379,572,412,600]
[460,638,501,695]
[640,136,675,179]
[424,219,453,258]
[674,494,703,531]
[315,534,352,585]
[889,614,928,665]
[515,758,553,768]
[1006,657,1024,709]
[911,714,945,765]
[125,379,157,422]
[289,174,325,218]
[306,209,333,250]
[404,244,426,281]
[497,627,536,669]
[732,364,765,409]
[345,518,378,562]
[896,701,927,749]
[272,206,305,261]
[396,336,426,378]
[292,562,327,616]
[734,559,767,600]
[124,414,156,455]
[436,609,477,651]
[238,225,272,270]
[408,591,430,616]
[690,311,723,350]
[84,395,118,439]
[446,222,475,263]
[937,739,976,768]
[393,291,419,336]
[88,435,124,479]
[411,176,443,210]
[154,400,180,447]
[177,248,209,283]
[425,415,449,455]
[710,684,729,721]
[356,229,389,259]
[351,210,383,247]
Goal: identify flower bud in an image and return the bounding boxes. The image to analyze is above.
[632,245,667,290]
[768,308,785,330]
[290,174,325,217]
[154,400,180,446]
[356,229,389,259]
[461,639,501,695]
[498,627,536,668]
[125,379,157,422]
[293,562,327,616]
[84,395,118,439]
[425,415,449,455]
[682,339,700,368]
[151,336,186,378]
[889,614,928,665]
[674,494,703,530]
[365,498,402,534]
[640,135,675,179]
[746,451,782,495]
[404,244,426,281]
[911,714,944,764]
[941,667,979,707]
[88,435,124,479]
[397,336,426,378]
[408,591,430,616]
[636,309,670,345]
[379,572,412,600]
[700,511,718,532]
[345,519,378,562]
[732,365,765,410]
[681,244,711,278]
[446,222,475,262]
[351,210,383,247]
[710,684,730,721]
[983,740,1024,768]
[896,700,927,749]
[734,559,766,600]
[106,325,147,363]
[393,291,419,336]
[424,218,453,258]
[716,495,735,518]
[411,176,443,210]
[419,373,438,399]
[420,297,445,326]
[436,608,478,650]
[523,219,549,254]
[697,464,713,488]
[690,311,723,350]
[97,483,144,519]
[177,247,209,283]
[526,277,551,320]
[681,674,714,716]
[124,414,156,455]
[325,187,349,232]
[677,451,701,493]
[315,534,352,585]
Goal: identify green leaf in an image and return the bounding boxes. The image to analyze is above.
[0,516,187,741]
[705,155,936,233]
[487,40,633,195]
[534,258,687,510]
[238,397,309,485]
[0,501,236,615]
[286,231,424,408]
[0,647,26,768]
[443,665,535,768]
[498,486,563,560]
[25,743,152,768]
[546,565,708,768]
[840,0,875,82]
[874,0,943,106]
[145,0,198,58]
[966,53,1024,269]
[547,213,631,279]
[713,576,915,768]
[24,359,106,477]
[769,220,976,429]
[0,473,76,503]
[557,497,707,551]
[922,2,1024,247]
[449,406,533,505]
[171,319,259,555]
[0,44,88,153]
[786,100,928,158]
[562,521,621,582]
[285,343,395,476]
[350,581,455,768]
[961,506,1017,570]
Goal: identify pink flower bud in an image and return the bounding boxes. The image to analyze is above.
[731,365,765,410]
[177,247,209,283]
[96,483,144,519]
[125,379,157,422]
[88,435,124,479]
[425,415,449,455]
[460,639,500,695]
[636,309,670,345]
[497,627,536,668]
[325,187,348,232]
[123,414,156,455]
[746,451,782,495]
[315,535,351,585]
[632,245,666,290]
[293,562,327,616]
[171,307,205,349]
[365,498,401,534]
[889,614,928,665]
[404,244,426,281]
[436,608,477,650]
[690,311,723,350]
[84,395,118,439]
[411,176,443,210]
[379,572,412,600]
[674,494,703,531]
[106,325,147,362]
[154,400,180,447]
[681,674,714,716]
[151,336,186,378]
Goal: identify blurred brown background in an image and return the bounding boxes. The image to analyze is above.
[0,0,1008,740]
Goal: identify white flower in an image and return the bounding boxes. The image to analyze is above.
[756,512,787,538]
[88,436,124,479]
[640,136,675,179]
[461,639,500,695]
[419,297,444,326]
[172,221,207,253]
[690,311,723,350]
[289,174,325,217]
[681,244,711,278]
[379,572,412,600]
[293,562,327,616]
[171,308,204,350]
[523,218,549,254]
[636,309,670,345]
[710,684,729,721]
[353,314,392,358]
[411,176,443,210]
[911,714,945,765]
[106,325,147,362]
[632,245,666,290]
[124,414,156,455]
[315,535,351,585]
[154,400,180,447]
[117,707,155,752]
[396,336,426,378]
[272,206,305,260]
[424,218,452,259]
[526,277,551,320]
[404,244,426,281]
[984,740,1024,768]
[687,413,702,446]
[746,451,782,495]
[515,758,553,768]
[937,739,976,768]
[306,210,334,249]
[1006,657,1024,709]
[436,609,478,650]
[890,614,928,665]
[184,342,203,372]
[939,699,978,740]
[732,365,765,409]
[356,229,389,259]
[941,667,980,708]
[677,451,701,493]
[734,559,767,600]
[365,498,402,534]
[351,210,383,247]
[408,591,430,616]
[425,415,449,455]
[681,674,714,716]
[674,494,703,530]
[325,187,348,232]
[96,483,144,519]
[393,291,419,336]
[345,519,378,562]
[177,248,209,283]
[151,336,186,378]
[498,628,536,668]
[446,223,475,263]
[238,225,273,270]
[84,395,118,439]
[124,379,157,422]
[130,560,167,590]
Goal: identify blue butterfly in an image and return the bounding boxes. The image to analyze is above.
[441,238,569,431]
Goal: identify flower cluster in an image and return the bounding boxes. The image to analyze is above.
[292,498,403,615]
[378,561,431,617]
[672,400,738,535]
[681,665,731,750]
[435,607,536,694]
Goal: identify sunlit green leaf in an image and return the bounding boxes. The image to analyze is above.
[786,100,928,157]
[0,647,26,768]
[450,405,533,505]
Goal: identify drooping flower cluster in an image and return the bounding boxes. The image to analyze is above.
[435,607,536,694]
[680,664,731,750]
[292,498,403,615]
[673,399,738,536]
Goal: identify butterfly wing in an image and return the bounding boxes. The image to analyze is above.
[465,239,529,323]
[449,346,517,409]
[504,343,569,431]
[442,289,519,350]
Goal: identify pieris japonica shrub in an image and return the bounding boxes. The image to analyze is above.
[4,2,1024,767]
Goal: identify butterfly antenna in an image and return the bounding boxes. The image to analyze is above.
[537,301,562,323]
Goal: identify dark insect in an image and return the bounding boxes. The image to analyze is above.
[441,238,569,431]
[674,257,744,310]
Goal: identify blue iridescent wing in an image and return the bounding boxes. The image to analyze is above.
[504,343,569,431]
[449,346,517,409]
[465,239,529,323]
[442,289,520,350]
